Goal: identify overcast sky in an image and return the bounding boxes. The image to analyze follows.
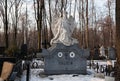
[24,0,109,21]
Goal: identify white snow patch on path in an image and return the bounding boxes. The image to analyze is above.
[29,74,104,81]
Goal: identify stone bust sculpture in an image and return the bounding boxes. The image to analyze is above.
[50,13,78,46]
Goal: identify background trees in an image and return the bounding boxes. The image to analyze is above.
[0,0,116,51]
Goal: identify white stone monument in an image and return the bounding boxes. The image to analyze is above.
[50,13,78,46]
[99,45,106,57]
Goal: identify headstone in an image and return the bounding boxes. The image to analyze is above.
[0,47,5,56]
[41,43,89,74]
[108,47,116,60]
[93,47,100,60]
[21,44,28,58]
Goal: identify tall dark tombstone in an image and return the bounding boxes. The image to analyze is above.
[108,47,116,60]
[93,46,100,60]
[0,47,5,56]
[21,44,28,59]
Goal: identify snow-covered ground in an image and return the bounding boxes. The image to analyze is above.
[29,74,104,81]
[14,60,115,81]
[16,69,105,81]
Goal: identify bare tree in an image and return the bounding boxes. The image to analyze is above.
[85,0,89,48]
[77,0,82,46]
[116,0,120,81]
[42,0,49,48]
[0,0,9,48]
[9,0,23,47]
[73,0,77,18]
[0,0,23,49]
[91,0,95,48]
[33,0,44,51]
[48,0,53,43]
[69,0,72,16]
[14,0,22,46]
[61,0,64,17]
[106,0,114,46]
[78,0,86,48]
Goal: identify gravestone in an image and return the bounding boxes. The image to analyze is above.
[20,44,28,59]
[93,46,100,60]
[0,47,5,56]
[39,15,89,75]
[108,47,116,60]
[41,43,89,74]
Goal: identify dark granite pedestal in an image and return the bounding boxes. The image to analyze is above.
[41,43,89,75]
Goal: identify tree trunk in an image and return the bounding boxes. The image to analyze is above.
[115,0,120,81]
[37,19,42,51]
[91,0,94,48]
[81,0,85,47]
[48,0,53,43]
[78,0,82,46]
[24,4,28,44]
[61,0,64,17]
[36,0,43,51]
[5,0,9,48]
[69,0,72,16]
[42,1,48,49]
[73,0,77,18]
[14,0,18,46]
[85,0,89,48]
[107,0,112,46]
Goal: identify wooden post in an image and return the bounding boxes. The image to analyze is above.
[26,62,30,81]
